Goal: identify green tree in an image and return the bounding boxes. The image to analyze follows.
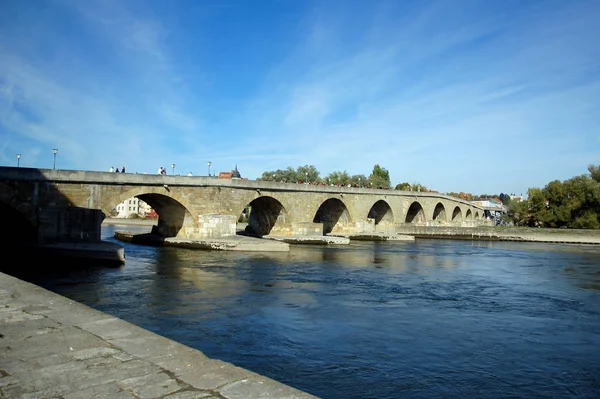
[543,180,571,227]
[324,170,351,186]
[350,174,368,187]
[368,165,391,189]
[258,165,320,183]
[498,193,513,207]
[526,187,547,226]
[411,183,429,192]
[505,166,600,228]
[505,200,530,226]
[588,164,600,183]
[564,174,600,228]
[296,165,320,183]
[395,182,412,191]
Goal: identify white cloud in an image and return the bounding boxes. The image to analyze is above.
[1,0,598,194]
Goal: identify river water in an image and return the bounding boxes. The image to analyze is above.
[13,224,600,398]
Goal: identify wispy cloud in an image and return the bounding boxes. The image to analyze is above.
[1,0,598,194]
[232,0,600,193]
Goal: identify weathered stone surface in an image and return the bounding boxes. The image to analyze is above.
[0,272,318,399]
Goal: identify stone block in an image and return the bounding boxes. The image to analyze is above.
[289,222,323,236]
[197,214,236,238]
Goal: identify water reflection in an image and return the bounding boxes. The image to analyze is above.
[11,224,600,399]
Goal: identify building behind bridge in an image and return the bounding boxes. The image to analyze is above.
[218,165,246,180]
[112,198,155,219]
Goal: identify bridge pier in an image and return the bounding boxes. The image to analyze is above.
[196,214,236,238]
[355,218,376,234]
[287,222,323,236]
[39,207,104,244]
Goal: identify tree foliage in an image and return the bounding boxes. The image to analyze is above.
[259,165,320,183]
[395,182,412,191]
[368,164,391,189]
[260,164,394,188]
[324,170,351,186]
[589,164,600,183]
[505,167,600,229]
[447,192,472,200]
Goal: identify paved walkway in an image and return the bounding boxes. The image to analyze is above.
[0,272,318,399]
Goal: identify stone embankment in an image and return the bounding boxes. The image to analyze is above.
[0,271,318,399]
[396,226,600,245]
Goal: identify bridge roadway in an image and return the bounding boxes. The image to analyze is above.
[0,167,489,248]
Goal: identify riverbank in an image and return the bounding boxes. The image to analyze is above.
[0,271,317,398]
[104,218,600,245]
[396,226,600,245]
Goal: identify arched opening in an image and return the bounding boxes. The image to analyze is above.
[367,200,394,231]
[465,209,473,220]
[133,194,191,238]
[237,205,251,234]
[432,202,446,223]
[474,211,480,220]
[244,196,287,237]
[313,198,351,235]
[405,201,425,224]
[451,206,462,222]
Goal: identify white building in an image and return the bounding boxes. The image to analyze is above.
[114,197,153,218]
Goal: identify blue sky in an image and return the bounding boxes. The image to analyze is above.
[1,0,598,196]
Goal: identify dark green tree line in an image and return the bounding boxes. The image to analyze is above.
[505,165,600,229]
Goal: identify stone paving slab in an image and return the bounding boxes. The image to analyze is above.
[0,272,318,399]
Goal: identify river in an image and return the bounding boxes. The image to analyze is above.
[10,223,600,398]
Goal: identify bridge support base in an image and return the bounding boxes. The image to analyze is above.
[288,222,323,236]
[197,214,236,238]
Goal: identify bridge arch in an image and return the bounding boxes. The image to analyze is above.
[244,196,288,237]
[107,188,196,238]
[367,200,394,232]
[405,201,426,224]
[314,198,352,235]
[451,206,463,223]
[432,202,447,224]
[465,209,473,220]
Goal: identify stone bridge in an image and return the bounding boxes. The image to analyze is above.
[0,167,489,245]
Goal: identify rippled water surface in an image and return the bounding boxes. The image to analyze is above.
[15,224,600,398]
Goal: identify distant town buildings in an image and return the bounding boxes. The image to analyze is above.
[471,198,507,225]
[112,198,154,218]
[218,165,246,180]
[471,198,505,210]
